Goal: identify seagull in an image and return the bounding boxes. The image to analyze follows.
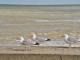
[32,33,51,44]
[61,34,80,49]
[17,37,39,51]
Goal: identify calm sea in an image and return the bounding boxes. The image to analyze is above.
[0,4,80,46]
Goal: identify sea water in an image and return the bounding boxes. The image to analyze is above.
[0,4,80,46]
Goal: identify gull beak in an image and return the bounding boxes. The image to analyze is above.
[61,35,64,37]
[16,37,19,40]
[15,37,19,42]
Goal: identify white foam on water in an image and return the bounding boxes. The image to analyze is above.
[39,40,80,47]
[35,20,50,23]
[0,40,80,47]
[35,19,80,23]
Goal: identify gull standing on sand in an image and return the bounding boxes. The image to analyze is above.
[32,33,51,44]
[17,37,39,51]
[61,34,80,49]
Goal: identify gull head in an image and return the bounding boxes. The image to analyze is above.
[61,34,69,40]
[32,32,36,39]
[16,37,24,43]
[19,37,24,40]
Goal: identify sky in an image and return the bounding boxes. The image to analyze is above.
[0,0,80,5]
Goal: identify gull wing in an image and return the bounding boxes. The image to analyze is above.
[68,36,79,43]
[21,39,35,46]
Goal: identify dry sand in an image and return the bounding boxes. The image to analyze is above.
[0,46,80,60]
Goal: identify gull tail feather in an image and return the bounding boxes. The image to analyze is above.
[46,39,51,41]
[34,43,40,45]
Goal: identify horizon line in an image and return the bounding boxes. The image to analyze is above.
[0,3,80,6]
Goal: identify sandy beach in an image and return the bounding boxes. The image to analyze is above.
[0,46,80,60]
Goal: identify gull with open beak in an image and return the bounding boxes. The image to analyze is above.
[61,34,80,49]
[17,37,39,51]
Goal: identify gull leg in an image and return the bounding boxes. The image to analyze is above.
[38,44,39,47]
[24,46,27,51]
[69,44,71,49]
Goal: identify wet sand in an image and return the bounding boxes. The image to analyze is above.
[0,46,80,60]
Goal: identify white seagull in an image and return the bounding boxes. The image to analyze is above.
[17,37,39,51]
[61,34,80,49]
[32,33,51,44]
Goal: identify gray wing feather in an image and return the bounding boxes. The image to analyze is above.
[36,36,47,42]
[21,39,35,46]
[68,36,79,43]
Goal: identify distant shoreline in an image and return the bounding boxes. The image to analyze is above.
[0,4,80,6]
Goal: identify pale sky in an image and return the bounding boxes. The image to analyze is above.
[0,0,80,5]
